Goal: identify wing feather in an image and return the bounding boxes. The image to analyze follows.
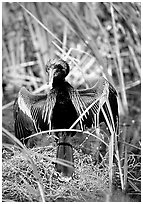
[69,77,119,133]
[13,87,56,142]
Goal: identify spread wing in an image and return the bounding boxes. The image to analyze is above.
[13,87,56,142]
[69,77,119,134]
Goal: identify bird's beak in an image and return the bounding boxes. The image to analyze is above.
[48,68,55,88]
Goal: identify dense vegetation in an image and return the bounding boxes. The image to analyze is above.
[2,2,141,202]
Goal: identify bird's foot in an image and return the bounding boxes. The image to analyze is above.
[57,172,72,182]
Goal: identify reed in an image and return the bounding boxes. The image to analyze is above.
[2,2,141,202]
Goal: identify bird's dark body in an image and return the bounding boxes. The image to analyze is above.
[52,83,77,131]
[13,59,119,177]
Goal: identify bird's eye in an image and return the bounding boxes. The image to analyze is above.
[46,66,50,73]
[46,64,54,72]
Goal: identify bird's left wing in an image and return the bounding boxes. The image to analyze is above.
[69,77,119,133]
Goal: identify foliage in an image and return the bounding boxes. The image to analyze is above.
[2,2,141,202]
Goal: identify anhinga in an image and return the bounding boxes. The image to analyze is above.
[13,59,119,177]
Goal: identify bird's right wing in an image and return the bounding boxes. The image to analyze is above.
[13,87,56,142]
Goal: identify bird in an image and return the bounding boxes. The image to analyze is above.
[13,59,119,177]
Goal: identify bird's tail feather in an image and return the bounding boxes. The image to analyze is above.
[55,140,74,177]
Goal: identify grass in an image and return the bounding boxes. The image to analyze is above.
[2,2,141,202]
[2,138,141,202]
[2,123,141,202]
[2,145,110,202]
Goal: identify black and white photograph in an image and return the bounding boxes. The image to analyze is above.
[2,2,141,202]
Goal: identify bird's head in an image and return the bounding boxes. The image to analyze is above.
[46,59,70,87]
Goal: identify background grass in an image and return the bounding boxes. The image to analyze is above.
[2,2,141,202]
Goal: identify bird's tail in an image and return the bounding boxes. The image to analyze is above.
[55,133,74,177]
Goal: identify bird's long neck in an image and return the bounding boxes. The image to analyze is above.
[52,78,67,89]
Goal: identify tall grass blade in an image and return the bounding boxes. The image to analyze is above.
[2,127,45,202]
[110,3,128,114]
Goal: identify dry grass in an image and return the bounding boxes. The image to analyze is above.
[2,126,141,202]
[2,2,141,202]
[2,136,140,202]
[2,145,110,202]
